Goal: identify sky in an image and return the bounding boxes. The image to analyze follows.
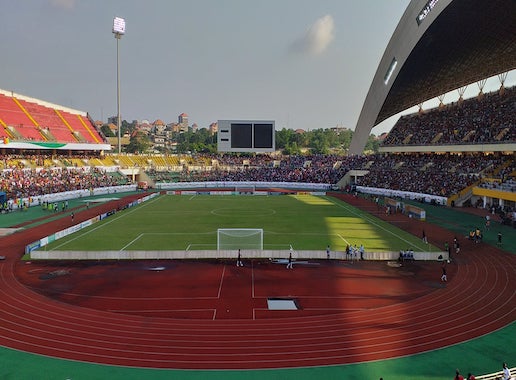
[0,0,514,135]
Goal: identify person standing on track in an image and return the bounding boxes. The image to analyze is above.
[286,249,293,269]
[326,245,330,260]
[236,249,243,267]
[441,261,447,282]
[454,237,460,255]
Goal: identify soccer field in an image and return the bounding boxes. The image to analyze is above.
[41,194,432,253]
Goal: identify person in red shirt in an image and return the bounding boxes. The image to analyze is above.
[454,369,465,380]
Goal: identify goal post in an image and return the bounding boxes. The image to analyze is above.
[217,228,263,251]
[235,185,255,194]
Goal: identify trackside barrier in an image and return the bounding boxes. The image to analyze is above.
[25,192,159,255]
[30,249,447,261]
[356,185,447,205]
[157,181,331,192]
[11,184,137,210]
[476,367,515,379]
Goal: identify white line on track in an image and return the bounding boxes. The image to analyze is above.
[108,309,217,313]
[217,265,226,299]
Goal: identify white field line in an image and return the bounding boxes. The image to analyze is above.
[336,234,351,245]
[324,196,428,251]
[50,195,162,251]
[118,232,215,251]
[120,234,144,251]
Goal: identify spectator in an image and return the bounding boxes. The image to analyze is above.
[502,362,511,380]
[455,368,465,380]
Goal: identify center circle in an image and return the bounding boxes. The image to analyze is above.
[211,208,276,217]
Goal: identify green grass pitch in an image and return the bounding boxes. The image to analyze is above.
[42,194,434,253]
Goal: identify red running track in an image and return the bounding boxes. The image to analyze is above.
[0,193,514,370]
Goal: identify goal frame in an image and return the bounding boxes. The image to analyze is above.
[217,228,264,251]
[235,185,256,194]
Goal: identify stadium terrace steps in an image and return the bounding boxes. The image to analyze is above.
[15,123,47,141]
[0,94,35,129]
[0,93,103,144]
[0,120,11,139]
[61,112,103,143]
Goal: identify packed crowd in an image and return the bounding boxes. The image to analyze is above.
[174,154,361,184]
[382,86,515,147]
[0,151,513,203]
[354,154,506,197]
[148,152,513,199]
[0,167,129,201]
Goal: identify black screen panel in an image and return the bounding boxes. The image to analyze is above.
[231,123,252,148]
[253,123,273,148]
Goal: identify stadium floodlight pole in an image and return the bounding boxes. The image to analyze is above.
[112,17,126,154]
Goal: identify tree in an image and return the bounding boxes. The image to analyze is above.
[282,142,301,155]
[100,124,115,137]
[126,131,151,153]
[364,134,380,153]
[275,128,297,149]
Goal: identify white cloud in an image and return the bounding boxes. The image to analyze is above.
[290,15,335,56]
[50,0,76,10]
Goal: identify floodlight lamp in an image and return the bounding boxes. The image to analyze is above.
[113,17,126,35]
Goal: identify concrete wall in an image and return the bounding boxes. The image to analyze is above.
[31,249,448,261]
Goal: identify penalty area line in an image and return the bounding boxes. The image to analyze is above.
[120,233,144,251]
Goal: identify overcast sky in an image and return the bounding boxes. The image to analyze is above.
[1,0,514,135]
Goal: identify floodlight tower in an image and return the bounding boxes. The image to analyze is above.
[112,16,126,154]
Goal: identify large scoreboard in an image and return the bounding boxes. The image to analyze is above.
[217,120,275,153]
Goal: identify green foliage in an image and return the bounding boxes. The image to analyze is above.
[274,128,376,155]
[365,134,380,153]
[115,122,379,154]
[126,130,151,153]
[100,124,115,137]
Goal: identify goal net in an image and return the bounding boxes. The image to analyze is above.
[217,228,263,250]
[235,185,255,194]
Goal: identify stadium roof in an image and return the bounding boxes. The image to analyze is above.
[349,0,516,155]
